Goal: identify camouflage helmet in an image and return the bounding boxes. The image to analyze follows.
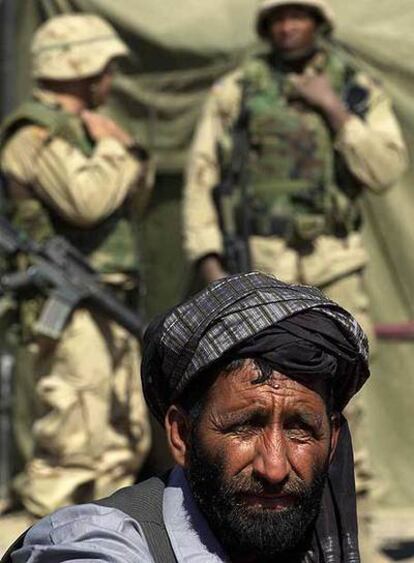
[31,13,129,81]
[256,0,335,39]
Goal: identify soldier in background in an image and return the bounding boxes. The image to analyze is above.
[0,14,152,517]
[184,0,407,560]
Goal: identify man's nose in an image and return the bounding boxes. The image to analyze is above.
[278,17,297,34]
[252,429,290,485]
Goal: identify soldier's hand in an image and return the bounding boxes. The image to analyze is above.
[82,111,134,146]
[288,73,351,131]
[288,72,338,108]
[198,255,228,284]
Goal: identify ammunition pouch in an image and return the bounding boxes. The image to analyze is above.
[240,207,360,249]
[246,211,325,241]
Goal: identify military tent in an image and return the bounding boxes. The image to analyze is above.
[1,0,413,525]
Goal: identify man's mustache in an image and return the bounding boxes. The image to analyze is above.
[226,474,308,500]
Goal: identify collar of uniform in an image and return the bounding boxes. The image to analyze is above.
[308,47,329,73]
[269,45,328,75]
[32,88,64,111]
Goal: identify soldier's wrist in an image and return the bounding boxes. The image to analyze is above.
[322,99,351,131]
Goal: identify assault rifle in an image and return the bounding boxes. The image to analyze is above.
[0,215,145,341]
[212,79,252,274]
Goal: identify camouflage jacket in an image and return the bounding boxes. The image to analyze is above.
[184,48,407,285]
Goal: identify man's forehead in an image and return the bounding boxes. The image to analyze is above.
[209,359,329,405]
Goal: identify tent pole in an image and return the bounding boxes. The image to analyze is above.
[0,0,17,120]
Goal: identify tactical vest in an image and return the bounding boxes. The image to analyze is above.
[0,98,138,274]
[219,51,366,243]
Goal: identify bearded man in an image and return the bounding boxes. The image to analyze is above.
[4,272,370,562]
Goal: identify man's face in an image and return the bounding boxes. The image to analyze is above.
[265,5,318,57]
[167,360,339,561]
[90,60,117,106]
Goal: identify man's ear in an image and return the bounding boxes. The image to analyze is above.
[328,412,341,464]
[165,405,191,468]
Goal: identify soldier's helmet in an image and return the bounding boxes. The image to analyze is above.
[31,13,129,81]
[256,0,335,39]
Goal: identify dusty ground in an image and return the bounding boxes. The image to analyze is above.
[373,510,414,562]
[1,508,414,560]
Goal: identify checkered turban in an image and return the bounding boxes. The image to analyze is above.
[141,272,369,423]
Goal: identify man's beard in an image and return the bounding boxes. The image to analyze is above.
[186,432,328,562]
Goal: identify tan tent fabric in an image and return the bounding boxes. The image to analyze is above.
[3,0,414,511]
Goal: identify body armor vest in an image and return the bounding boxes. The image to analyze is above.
[219,50,367,243]
[0,98,138,274]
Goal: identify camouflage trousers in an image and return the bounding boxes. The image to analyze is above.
[14,308,151,518]
[251,233,386,562]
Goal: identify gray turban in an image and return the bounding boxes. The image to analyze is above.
[141,272,369,423]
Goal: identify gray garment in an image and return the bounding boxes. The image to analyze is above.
[12,466,228,562]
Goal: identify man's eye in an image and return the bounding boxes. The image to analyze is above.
[285,427,312,441]
[284,422,317,441]
[228,423,258,436]
[225,414,266,435]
